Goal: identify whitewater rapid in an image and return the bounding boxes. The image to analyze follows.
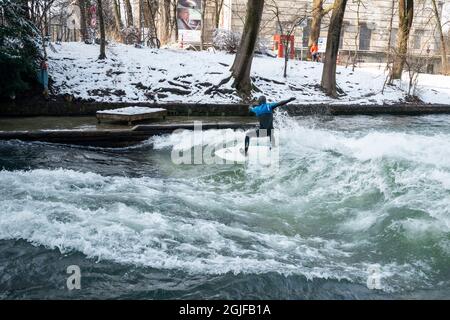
[0,114,449,293]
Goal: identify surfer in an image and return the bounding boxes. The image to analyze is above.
[244,96,295,155]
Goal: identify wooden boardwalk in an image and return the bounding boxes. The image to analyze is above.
[96,107,167,126]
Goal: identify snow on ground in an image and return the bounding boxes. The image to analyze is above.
[411,73,450,104]
[96,106,166,114]
[48,42,450,105]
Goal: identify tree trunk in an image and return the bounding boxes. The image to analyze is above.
[352,0,361,71]
[137,0,143,41]
[308,1,334,59]
[113,0,123,34]
[125,0,134,27]
[146,0,159,42]
[230,0,264,96]
[214,0,224,29]
[98,0,107,59]
[391,0,413,80]
[78,0,88,41]
[382,0,396,93]
[308,0,324,50]
[172,0,178,42]
[284,39,289,78]
[320,0,347,97]
[432,0,448,75]
[158,0,171,44]
[43,2,50,38]
[200,0,207,50]
[386,0,395,52]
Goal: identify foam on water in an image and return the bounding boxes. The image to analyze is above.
[0,114,449,293]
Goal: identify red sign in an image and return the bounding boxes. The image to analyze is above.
[90,5,97,28]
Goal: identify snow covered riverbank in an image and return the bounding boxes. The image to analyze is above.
[48,42,450,105]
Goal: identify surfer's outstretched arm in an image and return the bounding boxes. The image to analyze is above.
[272,97,295,109]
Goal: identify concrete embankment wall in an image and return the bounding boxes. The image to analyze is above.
[0,123,257,148]
[2,101,450,147]
[1,100,450,117]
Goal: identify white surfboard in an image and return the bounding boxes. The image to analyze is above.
[215,144,277,165]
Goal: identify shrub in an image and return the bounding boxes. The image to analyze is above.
[213,29,241,53]
[0,1,40,98]
[212,29,271,55]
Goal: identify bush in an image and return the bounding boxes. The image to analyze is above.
[213,29,241,53]
[121,26,140,45]
[0,53,35,98]
[212,29,271,55]
[0,1,40,98]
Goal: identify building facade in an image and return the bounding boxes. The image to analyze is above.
[217,0,450,73]
[49,1,83,42]
[48,0,450,73]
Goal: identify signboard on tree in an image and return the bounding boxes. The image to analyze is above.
[318,37,327,53]
[177,0,202,43]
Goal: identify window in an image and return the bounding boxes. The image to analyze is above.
[359,23,371,50]
[413,29,424,50]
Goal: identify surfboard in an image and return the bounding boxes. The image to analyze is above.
[215,144,277,165]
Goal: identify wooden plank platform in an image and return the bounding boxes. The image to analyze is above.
[96,107,167,125]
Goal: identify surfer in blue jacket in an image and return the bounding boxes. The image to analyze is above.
[244,96,295,155]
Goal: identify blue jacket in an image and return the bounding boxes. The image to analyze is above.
[250,102,277,117]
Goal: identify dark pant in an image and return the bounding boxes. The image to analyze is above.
[244,128,275,154]
[312,52,319,62]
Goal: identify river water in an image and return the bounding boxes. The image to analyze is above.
[0,114,449,299]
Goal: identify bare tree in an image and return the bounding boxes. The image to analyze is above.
[229,0,265,96]
[213,0,225,29]
[26,0,63,56]
[145,0,160,47]
[28,0,58,34]
[321,0,347,97]
[431,0,448,75]
[112,0,123,35]
[76,0,88,41]
[267,0,307,78]
[138,0,143,41]
[98,0,106,59]
[200,0,207,50]
[390,0,414,80]
[351,0,363,71]
[308,0,334,56]
[382,0,396,94]
[171,0,178,41]
[124,0,134,27]
[158,0,171,44]
[403,43,432,99]
[199,0,226,48]
[207,0,264,98]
